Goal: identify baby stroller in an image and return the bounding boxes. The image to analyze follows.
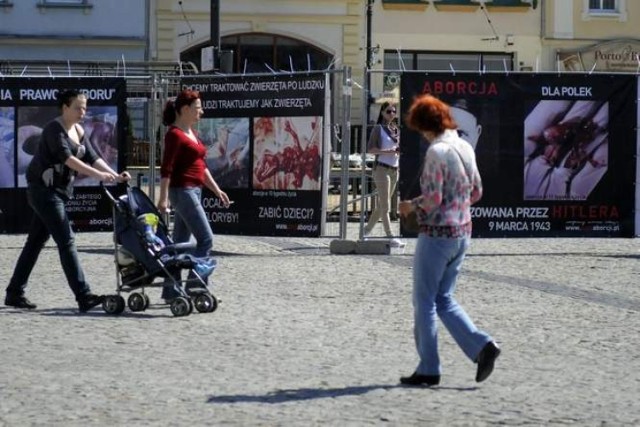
[101,184,219,317]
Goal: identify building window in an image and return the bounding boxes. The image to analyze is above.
[583,0,626,21]
[383,51,513,91]
[38,0,92,8]
[433,0,481,12]
[42,0,88,3]
[181,33,333,74]
[589,0,616,11]
[381,0,428,11]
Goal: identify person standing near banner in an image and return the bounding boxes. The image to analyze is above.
[157,89,231,302]
[398,94,500,386]
[363,102,404,248]
[5,89,131,312]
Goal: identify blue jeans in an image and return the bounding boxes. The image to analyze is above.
[6,186,91,300]
[167,186,213,290]
[412,233,492,375]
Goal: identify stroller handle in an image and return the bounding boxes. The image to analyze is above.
[100,181,132,205]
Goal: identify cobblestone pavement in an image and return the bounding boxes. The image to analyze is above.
[1,225,639,426]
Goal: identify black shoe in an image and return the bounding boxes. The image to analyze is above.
[77,293,105,313]
[476,341,501,383]
[400,372,440,387]
[5,294,37,309]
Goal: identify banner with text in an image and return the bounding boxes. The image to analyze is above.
[399,73,637,237]
[182,74,326,236]
[0,77,127,233]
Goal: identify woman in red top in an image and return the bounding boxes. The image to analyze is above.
[158,89,230,300]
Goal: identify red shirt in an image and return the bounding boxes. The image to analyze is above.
[160,126,208,188]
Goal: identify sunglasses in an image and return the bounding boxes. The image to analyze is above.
[385,109,397,114]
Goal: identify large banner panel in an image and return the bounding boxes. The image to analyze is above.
[0,78,127,233]
[399,73,637,237]
[182,74,326,236]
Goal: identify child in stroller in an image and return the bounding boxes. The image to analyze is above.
[102,185,219,317]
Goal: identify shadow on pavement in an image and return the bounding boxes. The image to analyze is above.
[208,385,397,404]
[207,383,477,404]
[29,307,173,318]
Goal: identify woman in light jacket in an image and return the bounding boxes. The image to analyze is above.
[398,94,500,387]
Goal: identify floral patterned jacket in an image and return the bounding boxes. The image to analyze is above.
[412,129,482,238]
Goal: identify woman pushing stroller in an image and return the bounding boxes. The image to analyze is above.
[158,89,231,302]
[5,89,131,312]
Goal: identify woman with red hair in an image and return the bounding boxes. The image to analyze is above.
[158,89,230,301]
[398,94,500,386]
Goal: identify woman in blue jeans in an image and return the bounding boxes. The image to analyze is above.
[157,89,230,301]
[5,89,130,312]
[398,94,500,386]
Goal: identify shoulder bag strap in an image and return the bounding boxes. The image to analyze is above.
[450,145,473,184]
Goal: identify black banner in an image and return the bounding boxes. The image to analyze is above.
[0,78,128,233]
[182,74,326,237]
[399,73,637,237]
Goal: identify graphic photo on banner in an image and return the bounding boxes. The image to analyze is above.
[0,107,14,188]
[441,95,501,176]
[199,117,251,189]
[16,105,118,187]
[523,100,609,201]
[253,116,322,190]
[450,98,483,151]
[404,94,500,198]
[80,106,118,185]
[399,72,636,237]
[16,105,56,187]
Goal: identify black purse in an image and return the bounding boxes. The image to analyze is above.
[403,209,421,235]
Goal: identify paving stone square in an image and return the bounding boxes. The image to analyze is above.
[1,226,639,426]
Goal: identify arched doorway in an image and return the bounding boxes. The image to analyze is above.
[180,33,333,73]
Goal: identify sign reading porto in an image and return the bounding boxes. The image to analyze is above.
[0,77,127,233]
[182,73,326,237]
[400,73,637,237]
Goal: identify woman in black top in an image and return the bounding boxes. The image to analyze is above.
[5,89,130,312]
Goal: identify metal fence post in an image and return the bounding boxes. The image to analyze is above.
[147,73,160,203]
[358,67,371,240]
[339,66,352,239]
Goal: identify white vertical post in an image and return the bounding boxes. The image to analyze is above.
[339,66,352,239]
[320,71,331,236]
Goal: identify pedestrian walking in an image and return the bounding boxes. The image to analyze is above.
[398,94,500,386]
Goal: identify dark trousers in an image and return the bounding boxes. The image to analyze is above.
[6,185,91,300]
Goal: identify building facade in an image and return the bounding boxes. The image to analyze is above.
[2,1,634,148]
[544,0,640,73]
[0,0,150,68]
[151,0,640,142]
[153,0,366,122]
[371,0,540,101]
[152,1,544,124]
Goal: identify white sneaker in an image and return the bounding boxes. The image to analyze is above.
[389,238,406,248]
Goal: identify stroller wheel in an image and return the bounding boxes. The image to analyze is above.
[170,297,191,317]
[128,293,147,312]
[194,293,218,313]
[142,293,151,310]
[103,295,125,315]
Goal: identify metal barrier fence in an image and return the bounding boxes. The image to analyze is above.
[8,60,385,238]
